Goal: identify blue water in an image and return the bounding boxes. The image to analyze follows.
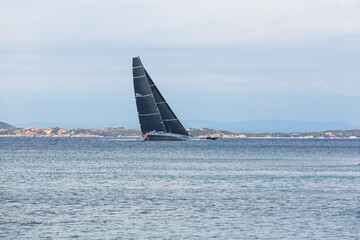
[1,138,359,239]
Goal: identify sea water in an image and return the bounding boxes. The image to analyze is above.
[0,138,359,239]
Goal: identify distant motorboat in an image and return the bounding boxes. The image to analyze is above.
[206,136,218,140]
[132,57,191,141]
[200,136,218,140]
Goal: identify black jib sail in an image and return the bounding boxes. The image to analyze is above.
[132,57,189,136]
[144,70,188,135]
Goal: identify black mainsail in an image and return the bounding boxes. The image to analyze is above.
[132,57,165,134]
[132,57,189,140]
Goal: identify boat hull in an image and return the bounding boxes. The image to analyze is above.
[142,133,191,141]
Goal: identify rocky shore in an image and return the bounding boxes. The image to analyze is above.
[0,126,141,138]
[0,122,359,138]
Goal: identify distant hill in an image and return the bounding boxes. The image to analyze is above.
[183,119,359,133]
[0,121,15,129]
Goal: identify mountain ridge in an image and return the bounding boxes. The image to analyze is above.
[0,121,16,130]
[183,119,359,133]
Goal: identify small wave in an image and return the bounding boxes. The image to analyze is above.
[101,138,141,141]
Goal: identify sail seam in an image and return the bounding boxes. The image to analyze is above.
[163,119,178,121]
[133,66,142,69]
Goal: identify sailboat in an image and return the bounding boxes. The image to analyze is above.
[132,56,191,141]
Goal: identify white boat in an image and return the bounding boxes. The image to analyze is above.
[142,131,191,141]
[132,57,191,141]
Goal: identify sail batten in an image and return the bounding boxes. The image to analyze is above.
[139,113,160,116]
[134,75,146,79]
[135,94,153,98]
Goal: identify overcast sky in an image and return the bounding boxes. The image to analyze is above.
[1,0,360,128]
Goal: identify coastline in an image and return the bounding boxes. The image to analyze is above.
[0,126,359,139]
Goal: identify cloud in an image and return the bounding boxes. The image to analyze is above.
[0,0,359,46]
[0,53,131,91]
[1,0,360,129]
[1,38,359,96]
[193,73,360,96]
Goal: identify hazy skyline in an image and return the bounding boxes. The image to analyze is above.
[1,0,360,129]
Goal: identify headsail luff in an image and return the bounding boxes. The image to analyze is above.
[145,70,189,135]
[132,57,165,134]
